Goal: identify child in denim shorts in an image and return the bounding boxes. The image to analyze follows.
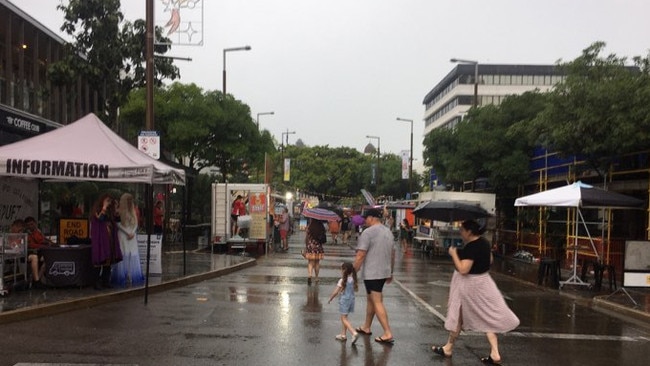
[328,261,359,344]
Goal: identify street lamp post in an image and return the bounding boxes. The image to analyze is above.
[396,117,413,198]
[223,45,252,94]
[450,58,479,108]
[281,129,296,168]
[256,111,275,129]
[366,135,381,188]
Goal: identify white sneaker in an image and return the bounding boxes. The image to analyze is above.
[351,333,359,345]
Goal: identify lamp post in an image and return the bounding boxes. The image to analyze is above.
[256,111,274,129]
[366,135,381,188]
[450,58,479,108]
[281,129,296,168]
[223,45,251,94]
[396,117,413,198]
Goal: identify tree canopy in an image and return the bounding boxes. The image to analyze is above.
[120,83,276,182]
[423,92,546,196]
[528,42,650,177]
[50,0,179,127]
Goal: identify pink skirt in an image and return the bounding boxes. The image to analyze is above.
[445,271,520,333]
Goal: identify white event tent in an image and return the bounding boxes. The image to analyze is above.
[0,113,185,302]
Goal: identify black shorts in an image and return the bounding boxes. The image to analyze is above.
[231,214,238,222]
[364,278,387,294]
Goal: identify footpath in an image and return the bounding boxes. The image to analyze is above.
[489,254,650,325]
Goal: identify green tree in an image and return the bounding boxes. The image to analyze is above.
[529,42,650,177]
[50,0,179,126]
[423,91,546,196]
[121,83,274,181]
[273,145,410,203]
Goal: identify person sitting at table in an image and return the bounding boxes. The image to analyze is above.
[24,216,53,288]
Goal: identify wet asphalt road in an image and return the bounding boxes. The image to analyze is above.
[0,231,649,366]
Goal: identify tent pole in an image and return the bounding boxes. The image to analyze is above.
[144,184,153,304]
[576,208,600,262]
[559,208,591,289]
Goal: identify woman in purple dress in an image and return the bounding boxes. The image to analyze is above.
[90,194,123,290]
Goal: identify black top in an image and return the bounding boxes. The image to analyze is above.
[457,237,491,274]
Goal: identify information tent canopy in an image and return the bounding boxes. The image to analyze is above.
[0,113,184,184]
[0,113,186,301]
[514,181,643,289]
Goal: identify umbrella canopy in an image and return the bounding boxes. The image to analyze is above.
[317,201,344,218]
[514,181,643,209]
[351,214,365,226]
[413,200,490,222]
[302,207,341,222]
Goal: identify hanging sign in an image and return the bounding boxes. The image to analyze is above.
[138,130,160,160]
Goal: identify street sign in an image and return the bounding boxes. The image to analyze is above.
[138,130,160,160]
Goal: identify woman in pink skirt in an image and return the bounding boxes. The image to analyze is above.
[432,220,519,365]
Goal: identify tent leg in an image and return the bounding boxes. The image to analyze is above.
[559,210,591,290]
[606,287,639,307]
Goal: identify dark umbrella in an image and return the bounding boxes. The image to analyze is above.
[413,200,490,222]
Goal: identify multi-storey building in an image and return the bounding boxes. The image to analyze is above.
[422,64,563,133]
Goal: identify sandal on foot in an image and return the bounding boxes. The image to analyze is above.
[351,333,359,345]
[481,355,502,365]
[335,334,347,341]
[374,336,394,344]
[432,346,452,358]
[355,327,372,335]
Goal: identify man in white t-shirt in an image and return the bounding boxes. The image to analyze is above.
[353,208,396,344]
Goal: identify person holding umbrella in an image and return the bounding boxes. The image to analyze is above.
[303,218,326,285]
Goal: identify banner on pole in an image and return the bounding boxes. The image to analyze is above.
[283,158,291,181]
[401,150,409,179]
[156,0,204,46]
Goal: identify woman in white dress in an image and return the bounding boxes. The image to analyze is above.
[112,193,145,287]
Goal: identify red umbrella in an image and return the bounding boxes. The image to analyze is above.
[302,207,341,222]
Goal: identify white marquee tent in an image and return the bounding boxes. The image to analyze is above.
[0,113,185,301]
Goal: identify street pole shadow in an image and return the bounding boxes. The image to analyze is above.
[339,340,359,365]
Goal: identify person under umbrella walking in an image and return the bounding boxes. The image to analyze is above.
[303,218,326,285]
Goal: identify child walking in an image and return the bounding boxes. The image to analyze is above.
[328,261,359,344]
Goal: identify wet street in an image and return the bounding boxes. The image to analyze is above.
[0,231,649,365]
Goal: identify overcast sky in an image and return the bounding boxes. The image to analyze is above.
[10,0,650,167]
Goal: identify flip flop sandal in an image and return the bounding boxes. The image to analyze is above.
[481,355,502,365]
[355,327,372,335]
[432,346,452,358]
[374,336,395,344]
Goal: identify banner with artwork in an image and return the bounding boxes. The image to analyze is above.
[156,0,204,46]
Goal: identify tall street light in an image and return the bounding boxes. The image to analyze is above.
[366,135,381,188]
[450,58,479,108]
[256,111,274,129]
[396,117,413,198]
[281,129,296,167]
[223,45,251,94]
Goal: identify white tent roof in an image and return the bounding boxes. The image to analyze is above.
[0,113,185,185]
[514,181,642,209]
